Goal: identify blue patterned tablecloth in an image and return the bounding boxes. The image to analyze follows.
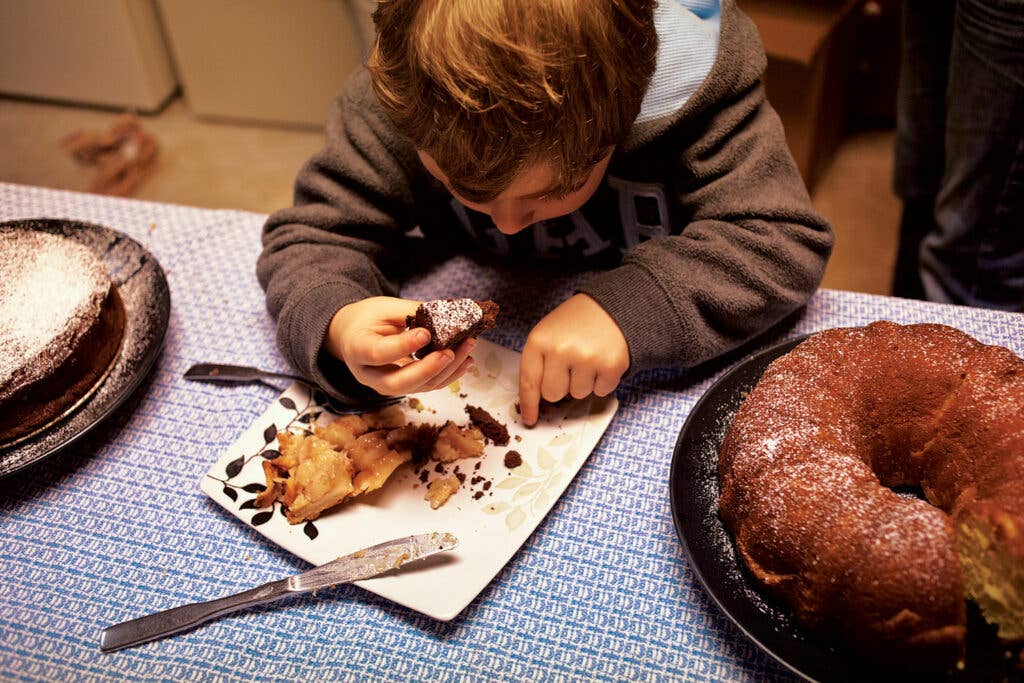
[2,182,1022,682]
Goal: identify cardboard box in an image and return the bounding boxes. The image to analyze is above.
[0,0,178,112]
[156,0,374,128]
[740,0,864,190]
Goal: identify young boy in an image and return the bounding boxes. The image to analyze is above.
[257,0,832,426]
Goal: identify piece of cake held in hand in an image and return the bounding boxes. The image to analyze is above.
[407,298,499,356]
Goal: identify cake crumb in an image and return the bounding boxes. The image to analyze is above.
[465,405,510,446]
[504,450,523,469]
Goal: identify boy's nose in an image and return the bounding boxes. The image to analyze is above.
[491,208,535,235]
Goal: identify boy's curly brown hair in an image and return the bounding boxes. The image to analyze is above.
[368,0,658,203]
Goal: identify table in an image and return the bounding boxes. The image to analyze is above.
[2,182,1022,681]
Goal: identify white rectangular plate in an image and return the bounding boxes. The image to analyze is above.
[201,339,618,621]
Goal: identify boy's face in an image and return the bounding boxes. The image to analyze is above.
[418,149,613,235]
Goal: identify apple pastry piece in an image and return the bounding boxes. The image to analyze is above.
[431,421,485,463]
[256,430,355,523]
[425,475,461,509]
[314,413,368,450]
[349,430,411,495]
[363,404,406,429]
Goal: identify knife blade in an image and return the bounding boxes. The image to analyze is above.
[183,362,306,384]
[99,532,458,653]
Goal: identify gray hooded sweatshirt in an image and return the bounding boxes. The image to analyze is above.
[257,0,833,401]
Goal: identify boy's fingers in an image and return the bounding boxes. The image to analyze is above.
[569,367,596,399]
[371,297,423,325]
[360,349,454,395]
[540,358,570,403]
[594,370,621,398]
[422,355,473,393]
[423,339,475,390]
[357,327,431,366]
[518,349,543,427]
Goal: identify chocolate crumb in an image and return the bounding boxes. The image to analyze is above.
[465,405,510,446]
[455,472,466,484]
[459,393,467,399]
[471,476,483,485]
[473,491,484,500]
[474,461,481,471]
[418,470,429,483]
[434,463,445,474]
[514,434,522,443]
[483,480,492,491]
[504,450,523,469]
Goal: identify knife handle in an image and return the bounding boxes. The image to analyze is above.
[99,580,294,653]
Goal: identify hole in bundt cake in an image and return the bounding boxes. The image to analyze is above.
[891,484,928,501]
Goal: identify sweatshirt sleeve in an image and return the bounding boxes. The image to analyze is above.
[257,69,422,401]
[578,9,833,373]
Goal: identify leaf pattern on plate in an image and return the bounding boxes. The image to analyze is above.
[505,508,526,531]
[225,456,244,479]
[485,438,580,532]
[262,423,278,444]
[251,511,273,526]
[547,433,574,447]
[203,384,329,541]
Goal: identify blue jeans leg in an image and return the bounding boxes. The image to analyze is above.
[919,0,1024,311]
[892,0,954,299]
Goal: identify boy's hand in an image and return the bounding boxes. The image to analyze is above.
[326,296,475,396]
[519,294,629,427]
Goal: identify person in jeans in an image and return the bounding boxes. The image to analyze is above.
[892,0,1024,311]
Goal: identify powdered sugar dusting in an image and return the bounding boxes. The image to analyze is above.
[421,298,481,347]
[717,321,1024,651]
[0,231,109,398]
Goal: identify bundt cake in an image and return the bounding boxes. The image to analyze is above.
[718,321,1023,664]
[0,229,125,445]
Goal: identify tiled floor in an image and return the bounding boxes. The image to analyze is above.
[0,95,901,295]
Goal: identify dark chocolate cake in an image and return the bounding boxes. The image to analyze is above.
[407,298,498,355]
[0,230,125,445]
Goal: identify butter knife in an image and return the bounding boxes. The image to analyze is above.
[99,531,458,653]
[182,362,403,410]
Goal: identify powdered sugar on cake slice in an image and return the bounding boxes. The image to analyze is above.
[0,231,111,400]
[419,299,482,348]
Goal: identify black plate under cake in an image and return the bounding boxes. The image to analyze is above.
[669,335,1022,683]
[0,219,170,479]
